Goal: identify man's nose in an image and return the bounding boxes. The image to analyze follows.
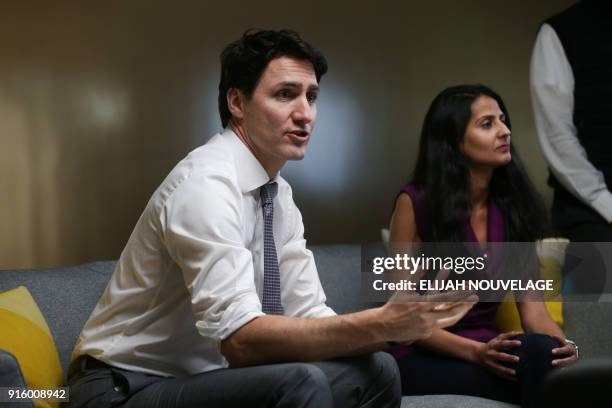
[291,96,315,124]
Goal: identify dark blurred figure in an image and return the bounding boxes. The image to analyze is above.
[540,358,612,407]
[530,0,612,297]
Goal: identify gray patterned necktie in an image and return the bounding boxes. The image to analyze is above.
[260,182,284,315]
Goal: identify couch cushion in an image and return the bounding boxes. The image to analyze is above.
[1,243,610,388]
[401,394,518,408]
[0,286,62,408]
[310,245,367,314]
[564,302,612,358]
[0,349,34,408]
[0,261,116,376]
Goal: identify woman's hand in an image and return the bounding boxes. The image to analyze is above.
[473,331,522,380]
[551,335,578,366]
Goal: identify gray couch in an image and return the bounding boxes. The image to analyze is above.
[2,244,612,407]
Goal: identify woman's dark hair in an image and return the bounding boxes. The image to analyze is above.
[218,29,328,127]
[411,84,548,242]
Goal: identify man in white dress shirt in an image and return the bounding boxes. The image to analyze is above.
[67,29,475,408]
[530,0,611,295]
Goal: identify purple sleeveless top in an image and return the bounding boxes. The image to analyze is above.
[389,184,504,359]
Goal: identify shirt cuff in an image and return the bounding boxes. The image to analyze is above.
[591,191,612,223]
[195,293,264,342]
[301,304,337,318]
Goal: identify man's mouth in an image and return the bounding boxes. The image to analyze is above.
[286,130,310,140]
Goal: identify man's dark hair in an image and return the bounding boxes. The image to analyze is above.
[218,29,328,127]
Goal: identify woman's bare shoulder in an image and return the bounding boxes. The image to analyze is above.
[390,192,419,242]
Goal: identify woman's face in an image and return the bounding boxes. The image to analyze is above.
[460,95,511,169]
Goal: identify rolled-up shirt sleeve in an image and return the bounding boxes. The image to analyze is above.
[162,170,264,343]
[278,189,336,319]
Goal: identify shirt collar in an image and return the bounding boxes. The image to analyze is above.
[222,127,279,193]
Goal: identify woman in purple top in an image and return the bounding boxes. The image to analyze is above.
[389,85,578,407]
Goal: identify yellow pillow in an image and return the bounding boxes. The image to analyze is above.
[495,239,567,332]
[0,286,63,408]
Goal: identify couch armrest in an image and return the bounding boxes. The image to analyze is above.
[0,349,34,408]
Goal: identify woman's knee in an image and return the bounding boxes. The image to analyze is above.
[518,333,559,357]
[515,333,560,373]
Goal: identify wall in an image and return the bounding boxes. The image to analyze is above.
[0,0,575,268]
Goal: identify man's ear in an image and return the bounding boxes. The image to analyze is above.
[227,88,246,122]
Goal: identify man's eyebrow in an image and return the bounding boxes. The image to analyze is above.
[276,82,301,89]
[275,82,319,91]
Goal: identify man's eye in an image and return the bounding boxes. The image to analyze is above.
[482,121,491,129]
[277,90,291,99]
[307,92,318,104]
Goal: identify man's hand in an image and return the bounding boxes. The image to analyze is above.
[379,291,477,343]
[221,266,476,368]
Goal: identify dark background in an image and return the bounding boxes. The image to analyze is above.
[0,0,574,268]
